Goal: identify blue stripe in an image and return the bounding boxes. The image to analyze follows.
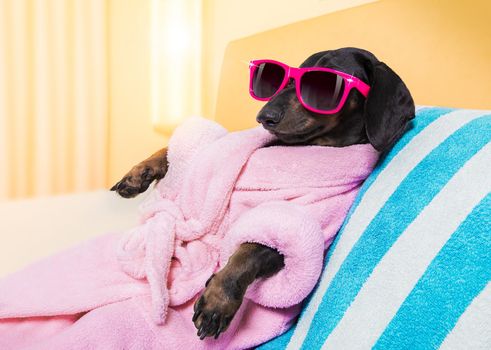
[320,107,454,269]
[300,115,491,350]
[258,326,296,350]
[374,194,491,350]
[341,107,453,222]
[259,107,454,349]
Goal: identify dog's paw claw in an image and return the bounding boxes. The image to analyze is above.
[111,166,158,198]
[192,274,243,340]
[205,274,215,287]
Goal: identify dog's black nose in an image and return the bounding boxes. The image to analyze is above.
[256,110,283,128]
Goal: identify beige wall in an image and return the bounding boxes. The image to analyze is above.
[108,0,168,185]
[107,0,377,185]
[214,0,491,131]
[0,0,109,199]
[5,0,487,196]
[0,0,169,197]
[201,0,377,119]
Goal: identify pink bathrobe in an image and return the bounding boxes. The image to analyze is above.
[0,118,379,349]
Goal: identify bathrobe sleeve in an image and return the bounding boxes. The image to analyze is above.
[153,117,228,197]
[142,116,229,217]
[220,201,325,309]
[165,117,228,180]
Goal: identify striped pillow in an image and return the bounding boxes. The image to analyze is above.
[260,107,491,350]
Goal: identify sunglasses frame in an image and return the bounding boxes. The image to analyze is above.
[249,59,371,115]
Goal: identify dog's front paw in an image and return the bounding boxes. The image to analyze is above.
[192,273,244,340]
[110,165,160,198]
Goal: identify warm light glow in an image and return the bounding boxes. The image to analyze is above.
[151,0,202,133]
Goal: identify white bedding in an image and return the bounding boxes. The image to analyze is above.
[0,189,148,277]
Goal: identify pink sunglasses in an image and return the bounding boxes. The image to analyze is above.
[249,59,371,115]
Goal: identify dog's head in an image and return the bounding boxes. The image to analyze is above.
[255,47,415,152]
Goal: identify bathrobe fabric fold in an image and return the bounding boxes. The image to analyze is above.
[0,117,379,349]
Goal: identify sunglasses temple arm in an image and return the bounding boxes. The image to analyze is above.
[356,80,371,97]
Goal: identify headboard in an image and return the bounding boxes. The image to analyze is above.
[214,0,491,130]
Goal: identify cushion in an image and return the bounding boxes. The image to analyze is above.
[259,107,491,349]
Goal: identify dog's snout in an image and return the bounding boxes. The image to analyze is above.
[256,110,284,128]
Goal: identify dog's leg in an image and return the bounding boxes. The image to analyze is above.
[193,242,284,339]
[111,147,168,198]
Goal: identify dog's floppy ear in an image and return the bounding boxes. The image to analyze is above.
[363,61,415,152]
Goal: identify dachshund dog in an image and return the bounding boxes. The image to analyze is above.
[111,48,415,339]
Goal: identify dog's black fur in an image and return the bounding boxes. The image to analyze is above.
[256,48,414,151]
[112,48,415,339]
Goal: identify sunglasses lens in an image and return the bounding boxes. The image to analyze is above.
[300,71,345,111]
[252,62,286,99]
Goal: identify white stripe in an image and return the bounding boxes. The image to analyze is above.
[34,0,52,195]
[10,0,29,197]
[322,143,491,349]
[440,282,491,350]
[287,109,487,349]
[51,0,69,193]
[88,0,108,188]
[73,0,90,191]
[0,1,8,199]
